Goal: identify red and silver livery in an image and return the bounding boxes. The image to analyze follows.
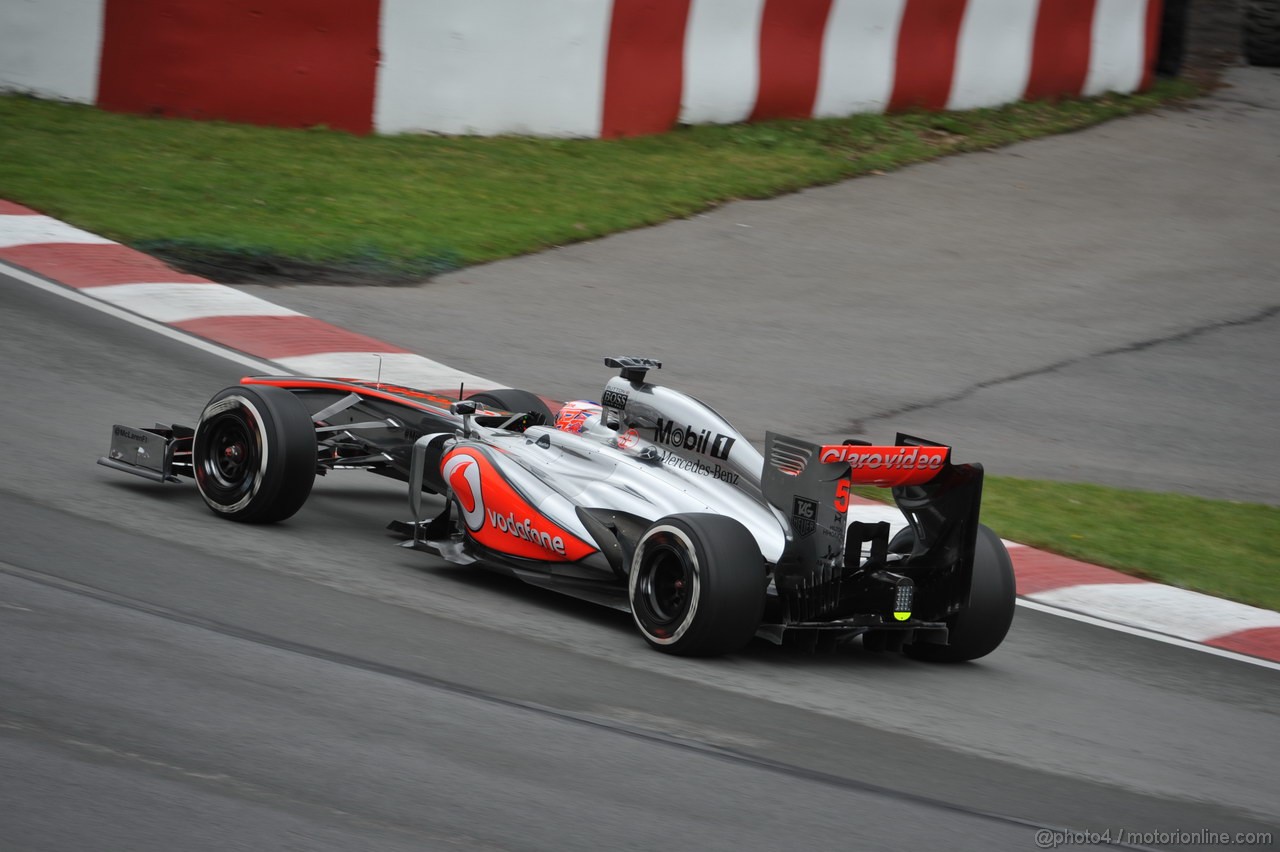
[99,356,1015,660]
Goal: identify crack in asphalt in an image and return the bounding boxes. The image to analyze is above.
[851,304,1280,431]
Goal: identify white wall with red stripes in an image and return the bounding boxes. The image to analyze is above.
[0,0,1162,138]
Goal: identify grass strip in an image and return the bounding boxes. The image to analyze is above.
[856,479,1280,612]
[1,80,1196,281]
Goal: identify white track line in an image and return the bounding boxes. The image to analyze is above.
[1017,599,1280,671]
[1,260,282,374]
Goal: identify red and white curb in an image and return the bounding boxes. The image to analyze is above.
[3,202,1278,668]
[0,201,498,393]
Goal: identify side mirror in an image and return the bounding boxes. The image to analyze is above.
[450,400,477,437]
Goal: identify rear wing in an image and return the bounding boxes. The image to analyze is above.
[762,431,983,623]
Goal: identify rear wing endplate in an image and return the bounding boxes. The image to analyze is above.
[762,431,984,617]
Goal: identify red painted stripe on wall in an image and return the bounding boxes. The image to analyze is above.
[96,0,381,134]
[601,0,691,138]
[0,202,39,215]
[1024,0,1096,100]
[1140,0,1165,90]
[173,316,413,360]
[888,0,968,112]
[0,244,211,287]
[749,0,834,122]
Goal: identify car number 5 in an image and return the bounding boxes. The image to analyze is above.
[834,479,850,512]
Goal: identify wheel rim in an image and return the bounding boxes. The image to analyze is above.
[640,545,692,625]
[206,413,254,489]
[630,525,701,644]
[195,397,266,513]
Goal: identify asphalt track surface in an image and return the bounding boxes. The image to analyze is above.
[2,74,1278,849]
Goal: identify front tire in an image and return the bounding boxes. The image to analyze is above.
[193,385,317,523]
[900,524,1016,663]
[629,514,765,656]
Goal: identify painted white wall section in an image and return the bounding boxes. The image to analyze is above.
[375,0,613,137]
[0,0,105,102]
[1085,0,1147,96]
[948,0,1038,110]
[814,0,906,118]
[680,0,765,126]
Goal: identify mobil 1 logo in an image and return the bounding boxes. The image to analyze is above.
[654,418,735,460]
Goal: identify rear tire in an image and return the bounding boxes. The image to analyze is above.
[899,524,1016,663]
[467,388,553,425]
[629,514,766,656]
[193,385,317,523]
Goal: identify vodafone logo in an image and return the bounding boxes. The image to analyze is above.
[440,450,576,558]
[442,452,485,531]
[483,509,568,556]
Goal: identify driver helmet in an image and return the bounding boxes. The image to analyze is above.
[554,400,604,434]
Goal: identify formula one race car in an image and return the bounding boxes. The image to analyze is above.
[98,357,1015,660]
